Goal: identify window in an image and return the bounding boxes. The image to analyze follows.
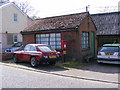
[29,46,36,51]
[36,33,61,49]
[13,35,18,43]
[100,46,119,53]
[24,45,31,51]
[13,14,18,21]
[37,46,55,52]
[82,32,89,49]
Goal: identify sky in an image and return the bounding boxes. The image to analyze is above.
[10,0,120,18]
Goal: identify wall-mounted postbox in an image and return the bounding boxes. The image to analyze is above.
[61,40,67,50]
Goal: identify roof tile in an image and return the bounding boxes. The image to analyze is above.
[91,12,120,35]
[22,12,89,32]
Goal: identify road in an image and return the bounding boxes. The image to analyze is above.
[1,64,119,88]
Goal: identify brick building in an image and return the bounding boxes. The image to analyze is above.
[21,12,97,62]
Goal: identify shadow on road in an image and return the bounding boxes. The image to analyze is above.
[2,59,120,74]
[79,61,120,74]
[2,59,69,72]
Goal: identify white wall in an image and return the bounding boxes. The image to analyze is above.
[0,8,2,53]
[2,3,28,33]
[0,34,2,53]
[0,8,2,33]
[0,33,7,52]
[0,3,30,53]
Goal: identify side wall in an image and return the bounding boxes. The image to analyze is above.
[61,31,78,61]
[0,8,2,53]
[1,3,30,52]
[2,4,27,33]
[77,16,97,62]
[22,34,35,46]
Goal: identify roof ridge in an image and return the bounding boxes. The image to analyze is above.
[91,11,120,16]
[35,12,89,20]
[22,12,89,33]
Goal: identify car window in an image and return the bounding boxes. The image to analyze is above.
[12,42,22,47]
[24,45,31,51]
[100,46,119,53]
[37,46,55,52]
[29,46,36,51]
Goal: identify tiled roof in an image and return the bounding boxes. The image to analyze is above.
[0,1,10,7]
[91,12,120,35]
[22,12,89,33]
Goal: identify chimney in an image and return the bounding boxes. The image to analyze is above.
[86,5,90,12]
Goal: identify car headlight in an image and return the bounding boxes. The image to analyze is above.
[5,49,11,53]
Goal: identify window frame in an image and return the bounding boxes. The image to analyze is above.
[13,13,18,22]
[36,33,61,49]
[13,34,18,43]
[82,32,89,49]
[24,45,31,51]
[29,45,37,51]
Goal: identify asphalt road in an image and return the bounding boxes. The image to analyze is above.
[1,64,119,88]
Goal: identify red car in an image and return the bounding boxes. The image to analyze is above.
[13,44,62,67]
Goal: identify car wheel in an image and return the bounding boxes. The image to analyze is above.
[30,57,38,67]
[13,55,19,63]
[49,62,56,65]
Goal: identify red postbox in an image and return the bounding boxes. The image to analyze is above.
[61,40,67,50]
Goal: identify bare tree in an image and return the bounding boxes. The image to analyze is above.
[0,0,9,3]
[30,16,41,20]
[13,0,38,17]
[98,6,118,13]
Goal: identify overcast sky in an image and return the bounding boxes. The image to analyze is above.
[10,0,119,18]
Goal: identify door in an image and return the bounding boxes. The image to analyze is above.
[23,45,31,61]
[91,32,95,56]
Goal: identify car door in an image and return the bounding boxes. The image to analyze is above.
[23,45,37,61]
[22,45,31,61]
[28,45,38,60]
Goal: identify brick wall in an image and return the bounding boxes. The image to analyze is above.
[22,34,35,46]
[61,31,78,61]
[61,16,97,62]
[77,16,97,62]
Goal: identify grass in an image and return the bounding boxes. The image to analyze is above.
[55,61,87,69]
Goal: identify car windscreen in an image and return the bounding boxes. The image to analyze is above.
[100,46,119,53]
[12,42,22,47]
[37,46,55,52]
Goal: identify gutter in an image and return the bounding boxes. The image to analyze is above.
[21,27,78,34]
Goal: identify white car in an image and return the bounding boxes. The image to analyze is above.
[97,44,120,64]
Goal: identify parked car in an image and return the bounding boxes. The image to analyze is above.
[13,44,62,67]
[97,44,120,64]
[5,42,23,53]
